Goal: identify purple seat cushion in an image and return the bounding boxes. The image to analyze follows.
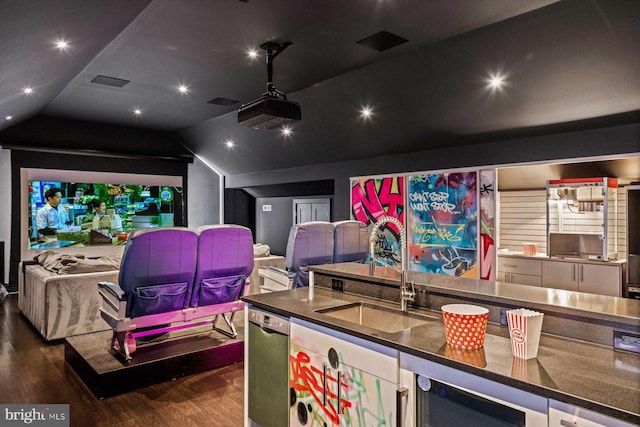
[333,220,369,263]
[191,225,254,306]
[119,227,198,317]
[285,221,334,287]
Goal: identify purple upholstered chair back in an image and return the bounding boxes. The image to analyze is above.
[119,227,198,318]
[333,220,369,263]
[191,225,254,307]
[285,221,334,288]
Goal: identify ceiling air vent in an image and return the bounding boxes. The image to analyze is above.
[208,97,239,106]
[356,31,408,52]
[91,75,130,88]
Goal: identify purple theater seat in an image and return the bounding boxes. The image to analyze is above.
[192,225,254,307]
[119,227,198,318]
[332,220,369,264]
[98,225,255,361]
[285,221,334,288]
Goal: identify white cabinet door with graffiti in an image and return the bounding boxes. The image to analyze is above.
[289,321,398,426]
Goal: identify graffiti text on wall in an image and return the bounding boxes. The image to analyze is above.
[351,176,404,267]
[407,172,477,276]
[409,190,459,215]
[479,170,496,280]
[411,218,466,246]
[351,177,404,231]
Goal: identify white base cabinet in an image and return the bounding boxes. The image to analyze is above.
[541,260,580,291]
[549,400,636,427]
[497,257,542,286]
[498,255,623,296]
[541,260,621,296]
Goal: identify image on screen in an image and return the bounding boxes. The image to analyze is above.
[28,180,184,249]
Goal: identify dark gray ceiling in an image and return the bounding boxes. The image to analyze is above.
[1,0,638,176]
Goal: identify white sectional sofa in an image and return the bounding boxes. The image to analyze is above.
[18,254,120,341]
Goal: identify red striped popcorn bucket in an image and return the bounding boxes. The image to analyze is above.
[506,308,544,359]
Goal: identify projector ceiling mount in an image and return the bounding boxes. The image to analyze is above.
[261,41,292,99]
[238,40,302,129]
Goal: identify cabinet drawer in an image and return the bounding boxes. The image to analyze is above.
[291,322,397,382]
[498,257,542,276]
[549,400,635,427]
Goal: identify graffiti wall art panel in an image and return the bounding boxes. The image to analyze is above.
[407,172,478,277]
[350,176,404,268]
[289,323,398,427]
[479,169,496,280]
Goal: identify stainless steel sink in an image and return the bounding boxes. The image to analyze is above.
[316,302,433,333]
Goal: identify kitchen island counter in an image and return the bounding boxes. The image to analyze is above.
[243,281,640,425]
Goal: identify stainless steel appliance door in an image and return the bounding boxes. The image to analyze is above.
[402,353,547,427]
[416,376,525,426]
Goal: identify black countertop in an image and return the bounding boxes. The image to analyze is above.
[243,285,640,424]
[311,263,640,326]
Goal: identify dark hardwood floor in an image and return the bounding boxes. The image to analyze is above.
[0,295,244,426]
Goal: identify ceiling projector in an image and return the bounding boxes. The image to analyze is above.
[238,97,301,129]
[238,41,301,129]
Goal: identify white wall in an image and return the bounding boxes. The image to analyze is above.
[498,188,628,259]
[0,148,10,285]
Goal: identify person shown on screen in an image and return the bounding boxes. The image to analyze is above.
[91,200,110,230]
[36,187,70,236]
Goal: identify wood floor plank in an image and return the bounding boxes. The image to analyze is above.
[0,295,245,426]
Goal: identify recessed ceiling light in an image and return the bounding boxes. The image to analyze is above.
[5,115,13,121]
[54,39,69,50]
[281,126,292,137]
[360,106,373,119]
[133,108,142,116]
[225,140,235,148]
[247,49,259,59]
[486,71,507,90]
[490,75,504,88]
[23,87,33,95]
[177,84,189,94]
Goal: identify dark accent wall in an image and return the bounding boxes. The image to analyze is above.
[227,123,640,219]
[224,189,256,237]
[187,157,222,227]
[255,197,298,256]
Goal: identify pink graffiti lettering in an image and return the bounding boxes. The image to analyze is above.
[352,177,404,235]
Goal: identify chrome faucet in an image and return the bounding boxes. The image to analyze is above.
[368,216,415,311]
